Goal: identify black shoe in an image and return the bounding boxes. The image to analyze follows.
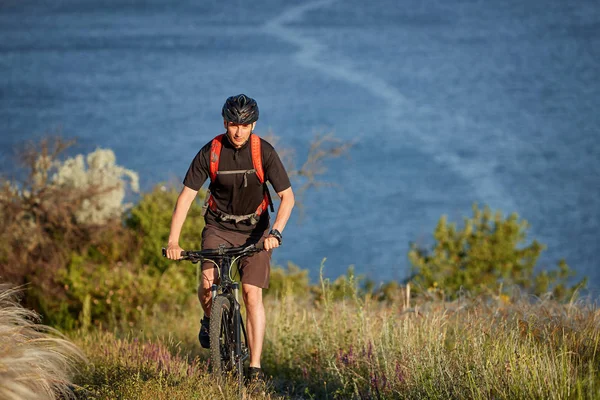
[199,316,210,348]
[246,367,267,395]
[247,366,265,383]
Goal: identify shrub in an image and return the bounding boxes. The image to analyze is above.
[57,257,194,330]
[266,262,311,299]
[0,139,141,327]
[50,185,209,329]
[408,204,586,300]
[50,147,139,225]
[126,185,206,273]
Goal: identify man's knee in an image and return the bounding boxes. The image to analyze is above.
[243,284,263,309]
[200,267,217,289]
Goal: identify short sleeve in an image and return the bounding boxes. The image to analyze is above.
[183,143,211,190]
[262,140,292,193]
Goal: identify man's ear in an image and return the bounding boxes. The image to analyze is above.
[252,122,257,131]
[223,120,228,129]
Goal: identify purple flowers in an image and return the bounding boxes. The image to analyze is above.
[337,345,355,367]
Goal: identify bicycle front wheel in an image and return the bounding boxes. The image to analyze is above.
[210,295,234,374]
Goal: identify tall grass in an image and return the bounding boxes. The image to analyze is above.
[71,297,283,398]
[0,285,85,400]
[73,330,284,399]
[263,288,600,399]
[72,280,600,399]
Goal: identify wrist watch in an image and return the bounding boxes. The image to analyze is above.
[269,229,283,245]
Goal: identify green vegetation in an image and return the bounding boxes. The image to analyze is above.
[68,284,600,399]
[409,204,587,300]
[0,139,208,329]
[0,138,596,399]
[126,185,206,273]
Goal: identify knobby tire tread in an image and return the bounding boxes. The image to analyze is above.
[209,295,231,374]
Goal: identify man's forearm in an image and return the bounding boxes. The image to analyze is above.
[168,207,188,245]
[168,186,198,245]
[271,187,295,233]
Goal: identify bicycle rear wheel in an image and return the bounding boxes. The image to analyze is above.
[210,295,234,374]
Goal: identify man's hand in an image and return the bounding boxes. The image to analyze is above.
[263,236,280,251]
[166,243,184,260]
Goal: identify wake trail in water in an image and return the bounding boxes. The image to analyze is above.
[263,0,519,211]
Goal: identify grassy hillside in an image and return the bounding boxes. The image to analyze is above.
[67,283,600,399]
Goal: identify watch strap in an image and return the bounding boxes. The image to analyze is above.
[269,229,283,245]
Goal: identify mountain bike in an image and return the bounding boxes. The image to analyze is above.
[162,243,263,389]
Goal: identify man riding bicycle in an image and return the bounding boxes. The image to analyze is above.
[165,94,295,381]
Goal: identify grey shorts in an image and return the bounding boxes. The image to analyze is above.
[201,225,272,289]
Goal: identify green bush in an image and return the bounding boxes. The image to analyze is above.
[0,139,142,326]
[53,184,210,330]
[0,140,202,330]
[266,262,311,299]
[126,185,206,273]
[408,204,586,300]
[56,255,194,330]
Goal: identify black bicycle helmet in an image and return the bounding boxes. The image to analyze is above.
[221,94,259,124]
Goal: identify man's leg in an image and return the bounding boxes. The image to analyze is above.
[197,266,218,348]
[198,266,216,316]
[198,225,227,326]
[198,225,232,348]
[242,283,265,368]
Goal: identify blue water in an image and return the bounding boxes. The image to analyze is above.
[1,0,599,292]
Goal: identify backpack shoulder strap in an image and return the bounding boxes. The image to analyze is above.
[250,134,264,183]
[249,134,274,212]
[209,134,225,182]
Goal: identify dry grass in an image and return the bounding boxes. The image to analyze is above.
[70,286,600,399]
[73,330,285,399]
[0,284,86,400]
[263,290,600,399]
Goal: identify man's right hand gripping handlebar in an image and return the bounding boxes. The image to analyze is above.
[164,243,185,260]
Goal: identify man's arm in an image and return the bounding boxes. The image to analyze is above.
[264,186,295,251]
[166,186,199,259]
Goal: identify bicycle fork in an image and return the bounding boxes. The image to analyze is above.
[232,283,249,364]
[233,283,242,359]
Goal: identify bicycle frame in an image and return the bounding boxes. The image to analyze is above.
[209,247,249,367]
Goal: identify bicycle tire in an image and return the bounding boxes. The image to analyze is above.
[210,295,234,374]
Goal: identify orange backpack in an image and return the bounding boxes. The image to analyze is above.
[203,134,273,224]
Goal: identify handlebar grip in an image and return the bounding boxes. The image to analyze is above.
[161,248,186,258]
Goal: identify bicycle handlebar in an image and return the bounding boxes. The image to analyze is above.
[161,242,264,262]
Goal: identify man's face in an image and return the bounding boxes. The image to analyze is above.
[224,120,255,148]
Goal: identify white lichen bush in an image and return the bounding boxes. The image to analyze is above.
[50,148,139,224]
[0,285,85,400]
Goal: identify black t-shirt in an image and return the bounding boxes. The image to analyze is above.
[183,134,291,234]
